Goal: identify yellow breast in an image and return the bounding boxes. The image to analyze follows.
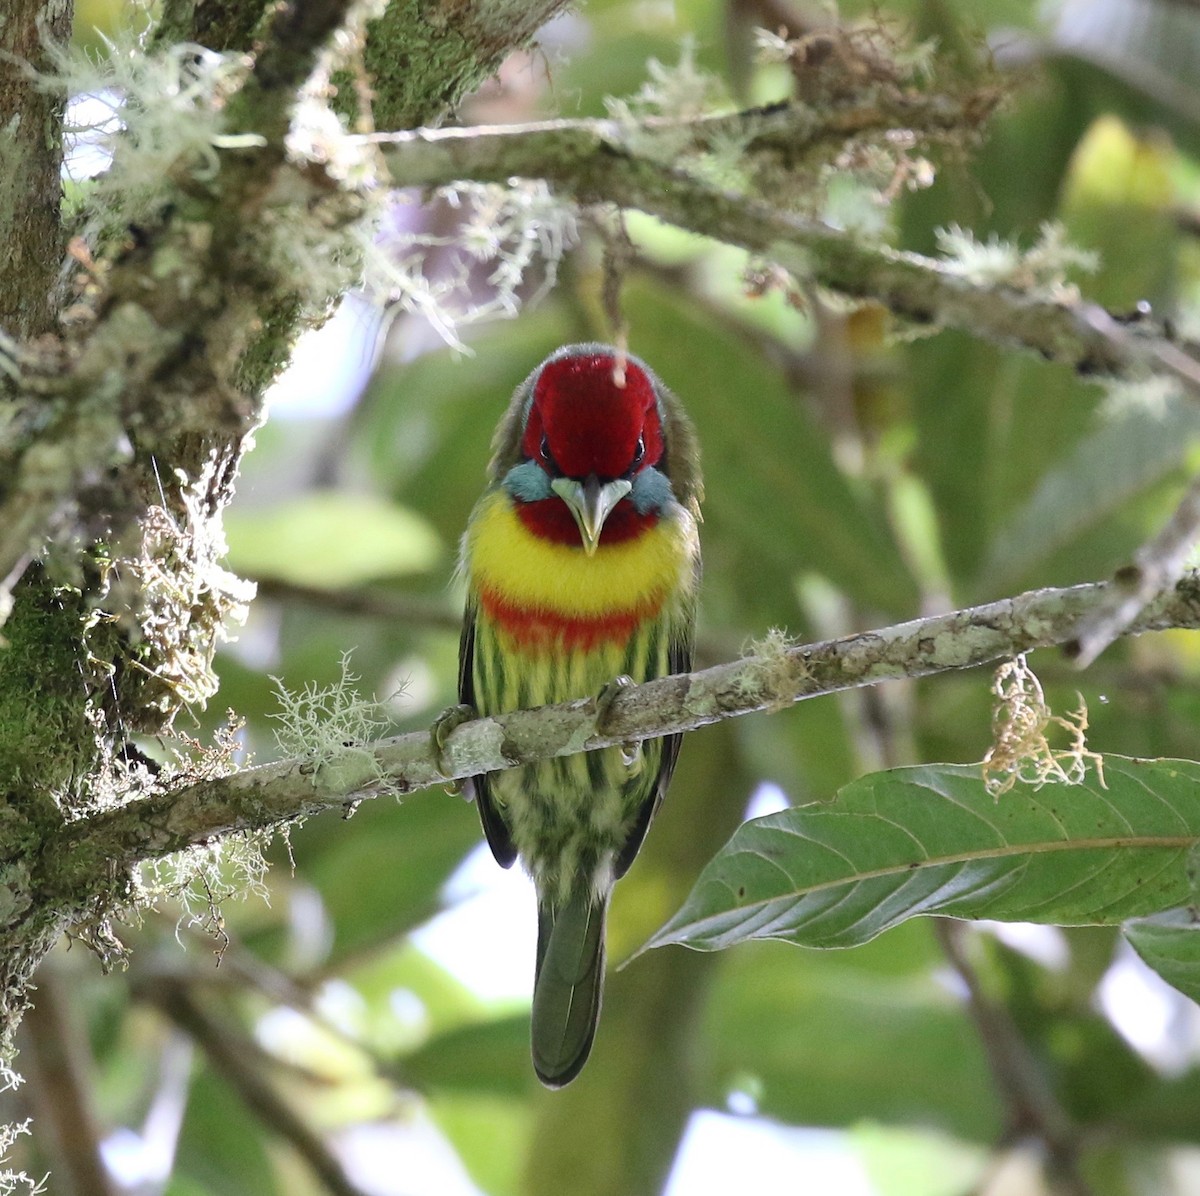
[464,488,696,616]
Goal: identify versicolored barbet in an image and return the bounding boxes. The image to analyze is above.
[456,344,702,1087]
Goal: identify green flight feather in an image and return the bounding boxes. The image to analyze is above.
[531,886,608,1088]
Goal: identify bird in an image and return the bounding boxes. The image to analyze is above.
[453,343,702,1087]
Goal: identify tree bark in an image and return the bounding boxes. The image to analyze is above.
[0,0,72,338]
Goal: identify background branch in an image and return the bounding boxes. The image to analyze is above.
[375,113,1200,385]
[19,964,117,1196]
[149,981,371,1196]
[936,920,1094,1196]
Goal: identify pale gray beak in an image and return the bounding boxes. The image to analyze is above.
[550,475,632,556]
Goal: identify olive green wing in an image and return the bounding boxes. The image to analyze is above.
[613,588,696,880]
[459,596,518,868]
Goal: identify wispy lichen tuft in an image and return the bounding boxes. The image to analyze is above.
[270,653,401,797]
[744,627,805,711]
[982,655,1105,797]
[0,1067,45,1195]
[365,180,577,351]
[605,40,742,185]
[936,221,1098,299]
[58,34,257,235]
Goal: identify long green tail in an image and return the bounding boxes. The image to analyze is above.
[531,886,608,1087]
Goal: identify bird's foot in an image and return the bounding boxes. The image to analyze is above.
[595,675,633,730]
[431,703,476,794]
[596,676,641,766]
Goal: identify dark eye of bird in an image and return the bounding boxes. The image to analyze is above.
[630,435,646,471]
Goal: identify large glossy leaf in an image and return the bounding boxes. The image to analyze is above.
[906,334,1099,594]
[648,758,1200,953]
[623,282,919,617]
[172,1069,279,1196]
[365,308,576,544]
[403,1014,532,1096]
[288,793,480,961]
[431,1093,532,1196]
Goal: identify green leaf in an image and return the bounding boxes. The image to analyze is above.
[365,308,576,544]
[173,1069,279,1196]
[648,758,1200,953]
[290,793,480,961]
[1060,115,1178,310]
[224,492,441,587]
[981,395,1200,592]
[1125,909,1200,1004]
[853,1124,986,1196]
[622,280,919,616]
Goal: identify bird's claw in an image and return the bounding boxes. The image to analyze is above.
[595,675,634,733]
[597,677,642,767]
[431,703,476,794]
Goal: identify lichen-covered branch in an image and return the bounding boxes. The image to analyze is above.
[361,0,570,132]
[45,568,1200,887]
[374,113,1200,386]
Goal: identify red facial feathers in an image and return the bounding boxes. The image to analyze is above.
[521,354,664,480]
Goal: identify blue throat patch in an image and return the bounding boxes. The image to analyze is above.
[503,461,554,502]
[630,467,673,514]
[503,461,675,514]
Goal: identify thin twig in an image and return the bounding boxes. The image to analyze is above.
[1068,473,1200,667]
[1077,303,1200,400]
[134,926,419,1090]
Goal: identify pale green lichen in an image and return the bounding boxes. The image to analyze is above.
[365,180,577,350]
[606,38,726,132]
[0,1067,45,1196]
[935,221,1099,300]
[1099,374,1181,420]
[744,627,805,711]
[605,40,746,188]
[269,654,402,797]
[96,717,272,957]
[58,33,257,235]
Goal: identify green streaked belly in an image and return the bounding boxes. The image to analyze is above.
[471,608,671,901]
